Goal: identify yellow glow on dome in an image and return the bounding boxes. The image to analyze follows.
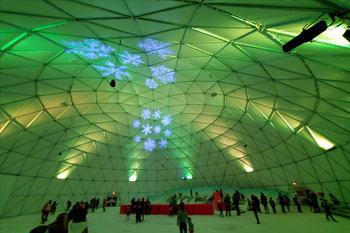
[306,126,335,150]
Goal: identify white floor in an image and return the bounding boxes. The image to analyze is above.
[0,206,349,233]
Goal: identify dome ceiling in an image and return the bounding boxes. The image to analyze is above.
[0,0,349,217]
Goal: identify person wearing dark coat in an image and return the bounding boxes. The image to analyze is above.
[310,192,321,213]
[145,198,151,215]
[141,198,145,221]
[321,199,337,222]
[224,194,231,216]
[293,195,302,213]
[269,197,276,214]
[251,195,260,224]
[66,200,72,211]
[30,213,68,233]
[278,193,286,213]
[260,193,269,214]
[218,200,224,217]
[135,198,142,223]
[284,195,290,212]
[233,191,240,215]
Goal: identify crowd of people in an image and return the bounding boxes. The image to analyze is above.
[29,189,340,233]
[130,198,151,223]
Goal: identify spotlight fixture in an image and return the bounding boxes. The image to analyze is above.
[282,20,328,52]
[343,28,350,43]
[110,79,116,87]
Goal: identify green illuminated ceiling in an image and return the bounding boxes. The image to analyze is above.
[0,0,350,217]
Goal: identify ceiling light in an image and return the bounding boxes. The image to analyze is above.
[306,126,335,150]
[282,21,328,52]
[129,172,137,182]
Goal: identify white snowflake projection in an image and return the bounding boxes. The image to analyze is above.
[144,138,156,152]
[141,123,153,136]
[150,65,176,85]
[154,126,161,134]
[62,39,115,59]
[137,38,175,59]
[141,109,152,120]
[132,109,173,152]
[145,79,158,89]
[93,61,130,80]
[134,136,141,143]
[119,51,144,66]
[153,109,162,119]
[133,119,141,128]
[161,114,173,126]
[164,128,172,136]
[159,139,168,148]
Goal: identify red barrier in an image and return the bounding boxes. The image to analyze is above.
[120,204,213,215]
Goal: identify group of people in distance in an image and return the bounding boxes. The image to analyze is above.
[130,198,151,223]
[217,190,339,225]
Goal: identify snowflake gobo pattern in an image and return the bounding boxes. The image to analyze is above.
[137,38,175,59]
[63,38,176,89]
[92,61,130,80]
[118,51,144,66]
[150,65,176,85]
[133,109,173,152]
[62,39,115,59]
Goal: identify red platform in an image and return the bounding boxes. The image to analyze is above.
[120,203,214,215]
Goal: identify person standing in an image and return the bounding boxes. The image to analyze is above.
[321,198,337,222]
[135,198,142,223]
[188,217,194,233]
[293,195,302,213]
[41,200,52,224]
[177,203,188,233]
[260,193,269,214]
[218,200,224,217]
[51,201,57,216]
[269,197,276,214]
[172,195,178,215]
[233,191,240,216]
[90,198,96,213]
[278,193,286,213]
[145,198,151,215]
[103,198,107,212]
[224,194,231,216]
[190,189,193,198]
[66,200,72,212]
[251,195,260,224]
[141,198,145,221]
[96,198,100,209]
[284,195,290,212]
[311,192,321,213]
[126,205,131,221]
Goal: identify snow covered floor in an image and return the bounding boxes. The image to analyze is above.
[1,206,349,233]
